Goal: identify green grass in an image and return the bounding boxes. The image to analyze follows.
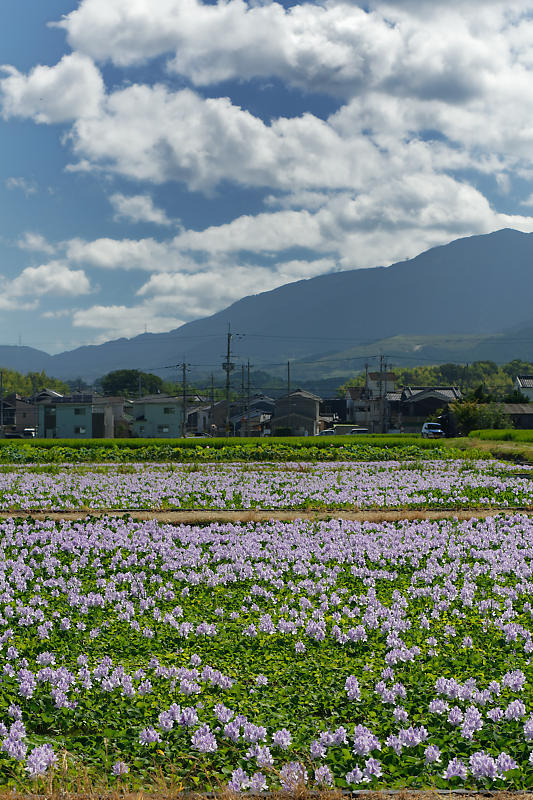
[469,429,533,442]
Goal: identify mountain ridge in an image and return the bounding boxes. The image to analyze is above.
[3,228,533,381]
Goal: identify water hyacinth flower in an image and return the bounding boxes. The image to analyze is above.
[272,728,292,749]
[314,765,333,786]
[443,758,467,780]
[25,744,57,778]
[191,724,217,753]
[112,761,129,776]
[279,761,307,790]
[139,727,161,745]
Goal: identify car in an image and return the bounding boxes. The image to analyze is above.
[421,422,445,438]
[316,429,336,436]
[349,428,369,434]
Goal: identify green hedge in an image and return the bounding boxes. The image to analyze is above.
[0,436,463,463]
[0,435,424,450]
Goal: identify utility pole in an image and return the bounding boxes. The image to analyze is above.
[210,373,215,433]
[379,354,385,434]
[181,361,189,438]
[138,373,142,398]
[287,360,291,435]
[0,370,3,437]
[247,360,251,438]
[222,325,234,436]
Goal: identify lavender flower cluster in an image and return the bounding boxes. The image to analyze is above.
[0,459,531,510]
[0,514,530,789]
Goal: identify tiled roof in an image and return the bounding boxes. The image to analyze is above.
[402,386,462,402]
[502,403,533,414]
[516,376,533,389]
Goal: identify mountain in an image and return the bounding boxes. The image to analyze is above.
[3,228,533,381]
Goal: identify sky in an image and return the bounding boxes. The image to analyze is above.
[2,0,533,355]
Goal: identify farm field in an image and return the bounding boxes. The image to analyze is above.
[0,459,531,512]
[0,514,531,791]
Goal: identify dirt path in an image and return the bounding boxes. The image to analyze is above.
[1,508,532,523]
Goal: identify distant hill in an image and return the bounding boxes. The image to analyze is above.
[2,228,533,382]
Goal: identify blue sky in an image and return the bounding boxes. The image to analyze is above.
[2,0,533,354]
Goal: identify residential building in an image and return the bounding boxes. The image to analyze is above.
[514,376,533,401]
[37,394,129,438]
[270,389,321,436]
[132,396,184,438]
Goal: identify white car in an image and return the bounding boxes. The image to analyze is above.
[421,422,445,438]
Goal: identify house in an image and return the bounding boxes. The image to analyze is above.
[514,376,533,401]
[270,389,321,436]
[37,394,130,438]
[132,396,184,438]
[502,403,533,429]
[392,386,462,433]
[0,394,38,435]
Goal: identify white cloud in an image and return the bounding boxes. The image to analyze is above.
[5,177,37,195]
[110,193,174,226]
[0,53,104,124]
[72,304,185,341]
[17,232,56,255]
[8,262,92,297]
[56,0,533,104]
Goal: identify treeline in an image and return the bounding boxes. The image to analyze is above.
[0,368,69,396]
[340,360,533,399]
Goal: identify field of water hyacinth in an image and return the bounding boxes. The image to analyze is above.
[0,513,532,790]
[0,459,532,511]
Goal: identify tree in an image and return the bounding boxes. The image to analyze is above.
[450,400,511,435]
[0,367,68,396]
[100,369,163,396]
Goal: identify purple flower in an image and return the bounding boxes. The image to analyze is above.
[443,757,467,780]
[272,728,292,749]
[228,767,249,792]
[314,765,333,786]
[346,767,363,784]
[25,744,57,778]
[505,700,526,720]
[424,745,441,764]
[191,724,217,753]
[111,761,129,776]
[279,761,307,790]
[249,771,267,791]
[139,727,161,745]
[345,675,361,701]
[469,751,498,779]
[363,757,382,781]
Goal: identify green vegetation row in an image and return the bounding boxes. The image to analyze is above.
[0,436,465,463]
[469,429,533,442]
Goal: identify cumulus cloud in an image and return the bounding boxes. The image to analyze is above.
[110,193,174,226]
[56,0,532,102]
[8,262,92,297]
[17,232,57,254]
[72,304,185,341]
[0,52,104,123]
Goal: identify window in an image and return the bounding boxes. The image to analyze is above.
[74,426,86,434]
[74,408,86,415]
[163,407,175,414]
[157,425,169,433]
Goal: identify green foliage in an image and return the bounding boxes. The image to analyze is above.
[0,437,463,464]
[0,367,69,396]
[101,370,163,397]
[338,360,533,399]
[450,401,511,435]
